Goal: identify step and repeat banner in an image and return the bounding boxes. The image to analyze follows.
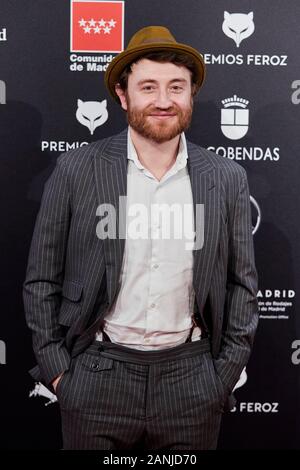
[0,0,299,449]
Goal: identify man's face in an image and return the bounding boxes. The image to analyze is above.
[116,59,194,143]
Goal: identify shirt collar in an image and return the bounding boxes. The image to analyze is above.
[127,127,188,173]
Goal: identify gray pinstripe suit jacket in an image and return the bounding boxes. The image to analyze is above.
[23,128,258,409]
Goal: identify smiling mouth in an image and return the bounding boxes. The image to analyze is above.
[148,114,177,120]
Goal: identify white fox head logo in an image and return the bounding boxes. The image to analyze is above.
[233,367,248,391]
[76,99,108,135]
[222,11,255,48]
[29,382,58,406]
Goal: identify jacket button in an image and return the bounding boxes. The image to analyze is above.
[91,362,100,370]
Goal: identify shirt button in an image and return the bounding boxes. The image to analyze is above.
[150,303,156,308]
[145,338,151,343]
[153,264,159,269]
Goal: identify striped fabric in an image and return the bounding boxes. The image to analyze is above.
[23,128,259,436]
[57,338,223,450]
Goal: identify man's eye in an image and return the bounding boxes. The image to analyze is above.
[170,86,183,92]
[142,86,154,91]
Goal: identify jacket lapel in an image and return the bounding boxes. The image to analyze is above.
[187,141,221,314]
[93,128,128,307]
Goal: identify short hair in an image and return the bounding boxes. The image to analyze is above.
[117,51,199,97]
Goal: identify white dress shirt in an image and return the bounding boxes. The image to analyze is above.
[95,127,201,349]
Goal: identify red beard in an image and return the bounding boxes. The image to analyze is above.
[126,99,193,143]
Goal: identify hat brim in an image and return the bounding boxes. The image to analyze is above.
[104,42,206,103]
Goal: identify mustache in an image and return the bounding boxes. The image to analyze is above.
[144,106,180,115]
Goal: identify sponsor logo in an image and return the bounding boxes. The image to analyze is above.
[0,80,6,104]
[71,0,123,52]
[42,98,109,151]
[70,53,114,71]
[0,27,7,42]
[230,367,280,414]
[207,96,280,162]
[76,98,108,134]
[41,141,88,153]
[204,53,287,66]
[29,382,58,406]
[291,80,300,104]
[291,340,300,365]
[70,0,124,72]
[250,196,261,235]
[221,95,249,140]
[258,289,295,319]
[222,11,255,48]
[207,145,280,162]
[0,340,6,365]
[231,402,279,413]
[202,11,288,68]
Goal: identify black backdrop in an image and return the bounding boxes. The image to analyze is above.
[0,0,299,450]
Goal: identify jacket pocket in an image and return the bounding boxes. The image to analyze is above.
[207,354,227,413]
[59,281,83,326]
[62,280,83,301]
[80,354,114,372]
[213,370,227,411]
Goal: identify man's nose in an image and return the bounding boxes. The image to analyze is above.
[154,89,173,108]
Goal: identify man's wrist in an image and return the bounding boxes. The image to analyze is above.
[52,372,64,392]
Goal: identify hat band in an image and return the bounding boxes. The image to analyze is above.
[137,37,175,45]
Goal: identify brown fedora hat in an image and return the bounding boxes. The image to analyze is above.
[104,25,206,103]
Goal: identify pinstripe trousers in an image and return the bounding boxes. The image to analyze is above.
[56,336,225,450]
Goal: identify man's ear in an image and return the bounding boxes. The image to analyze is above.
[115,84,128,110]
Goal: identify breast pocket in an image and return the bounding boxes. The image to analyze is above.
[58,280,83,326]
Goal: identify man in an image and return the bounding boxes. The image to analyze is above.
[23,26,259,450]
